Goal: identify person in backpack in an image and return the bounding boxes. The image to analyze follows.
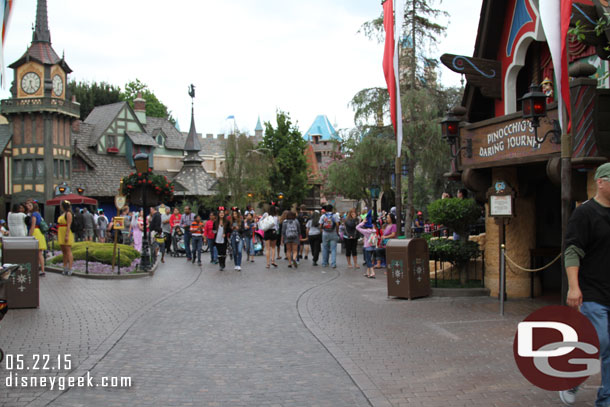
[72,208,85,242]
[58,200,74,275]
[306,209,322,266]
[297,204,310,261]
[263,205,279,269]
[82,208,95,241]
[282,211,301,268]
[320,204,340,268]
[97,210,109,243]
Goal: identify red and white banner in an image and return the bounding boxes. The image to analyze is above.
[539,0,573,133]
[383,0,404,157]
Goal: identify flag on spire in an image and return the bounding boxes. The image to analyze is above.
[539,0,573,133]
[382,0,404,157]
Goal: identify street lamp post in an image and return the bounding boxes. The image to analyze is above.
[134,153,151,271]
[370,183,380,222]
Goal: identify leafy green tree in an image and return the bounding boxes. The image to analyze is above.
[68,80,121,120]
[217,132,272,209]
[120,79,176,124]
[324,129,395,208]
[258,111,309,209]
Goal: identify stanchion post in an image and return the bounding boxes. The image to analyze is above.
[500,244,506,316]
[117,247,121,275]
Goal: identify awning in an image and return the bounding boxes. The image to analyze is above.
[46,194,98,206]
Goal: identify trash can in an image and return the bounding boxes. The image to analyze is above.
[1,237,40,308]
[386,238,430,299]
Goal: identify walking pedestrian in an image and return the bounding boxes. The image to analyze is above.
[179,206,195,262]
[375,213,397,269]
[297,205,310,260]
[306,210,322,266]
[214,207,230,271]
[282,211,301,268]
[320,204,340,268]
[57,200,74,275]
[119,206,131,245]
[262,206,279,268]
[243,212,256,263]
[229,208,244,271]
[344,208,360,269]
[169,207,181,254]
[204,212,218,264]
[190,214,204,266]
[560,162,610,406]
[356,211,377,278]
[131,211,143,252]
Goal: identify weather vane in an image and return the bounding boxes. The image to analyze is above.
[188,84,195,108]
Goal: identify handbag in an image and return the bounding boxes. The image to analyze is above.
[367,232,379,247]
[259,215,274,232]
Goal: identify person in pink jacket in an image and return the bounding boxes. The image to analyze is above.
[356,210,378,279]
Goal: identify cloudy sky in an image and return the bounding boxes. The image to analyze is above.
[1,0,482,135]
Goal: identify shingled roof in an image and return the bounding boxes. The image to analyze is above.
[72,131,133,197]
[84,102,127,147]
[145,116,186,150]
[125,131,158,147]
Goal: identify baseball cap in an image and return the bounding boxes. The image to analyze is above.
[594,163,610,180]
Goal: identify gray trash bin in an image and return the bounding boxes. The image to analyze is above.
[1,237,40,308]
[386,238,430,299]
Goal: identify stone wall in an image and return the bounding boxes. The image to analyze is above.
[484,167,539,298]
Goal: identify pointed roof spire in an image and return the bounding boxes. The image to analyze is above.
[255,116,263,131]
[32,0,51,43]
[184,106,202,153]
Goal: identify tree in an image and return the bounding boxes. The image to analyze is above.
[324,128,395,208]
[120,79,176,125]
[68,80,121,120]
[258,111,310,209]
[216,132,272,209]
[357,0,449,236]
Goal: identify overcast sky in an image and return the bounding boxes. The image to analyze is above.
[1,0,483,135]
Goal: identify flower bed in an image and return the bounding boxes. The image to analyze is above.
[70,258,141,274]
[49,241,140,269]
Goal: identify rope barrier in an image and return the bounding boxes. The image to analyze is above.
[502,247,562,273]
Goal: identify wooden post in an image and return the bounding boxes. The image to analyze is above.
[111,228,118,272]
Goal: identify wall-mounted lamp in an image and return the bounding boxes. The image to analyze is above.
[441,111,472,159]
[519,83,561,144]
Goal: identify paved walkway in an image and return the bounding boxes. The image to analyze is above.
[0,251,602,406]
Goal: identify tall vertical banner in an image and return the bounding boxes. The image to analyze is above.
[383,0,404,157]
[0,0,13,89]
[539,0,573,132]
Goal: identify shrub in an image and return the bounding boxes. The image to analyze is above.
[428,238,480,267]
[50,242,140,268]
[427,198,482,238]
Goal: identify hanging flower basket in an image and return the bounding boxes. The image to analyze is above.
[120,170,174,206]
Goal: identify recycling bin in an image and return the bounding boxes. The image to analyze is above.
[1,237,40,308]
[386,238,430,299]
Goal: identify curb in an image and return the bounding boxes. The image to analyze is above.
[45,259,160,280]
[296,270,391,407]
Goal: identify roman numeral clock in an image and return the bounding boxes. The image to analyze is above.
[0,0,80,220]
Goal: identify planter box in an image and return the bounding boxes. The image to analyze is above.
[129,186,160,207]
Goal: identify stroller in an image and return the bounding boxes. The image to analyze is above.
[171,226,187,257]
[253,229,264,256]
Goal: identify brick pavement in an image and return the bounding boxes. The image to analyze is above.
[300,266,602,407]
[0,250,603,406]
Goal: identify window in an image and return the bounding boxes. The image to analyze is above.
[24,160,34,178]
[53,160,58,177]
[60,160,65,178]
[107,135,117,148]
[73,156,87,172]
[316,152,322,164]
[157,135,164,146]
[66,161,70,179]
[313,135,320,144]
[36,159,44,177]
[14,160,23,178]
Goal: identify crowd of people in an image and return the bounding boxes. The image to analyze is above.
[1,200,407,278]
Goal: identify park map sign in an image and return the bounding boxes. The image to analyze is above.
[458,109,561,169]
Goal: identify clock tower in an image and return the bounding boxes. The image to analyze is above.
[1,0,80,220]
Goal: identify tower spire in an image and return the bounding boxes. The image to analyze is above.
[183,84,202,160]
[32,0,51,43]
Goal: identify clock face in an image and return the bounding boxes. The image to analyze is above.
[52,74,63,97]
[21,72,41,94]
